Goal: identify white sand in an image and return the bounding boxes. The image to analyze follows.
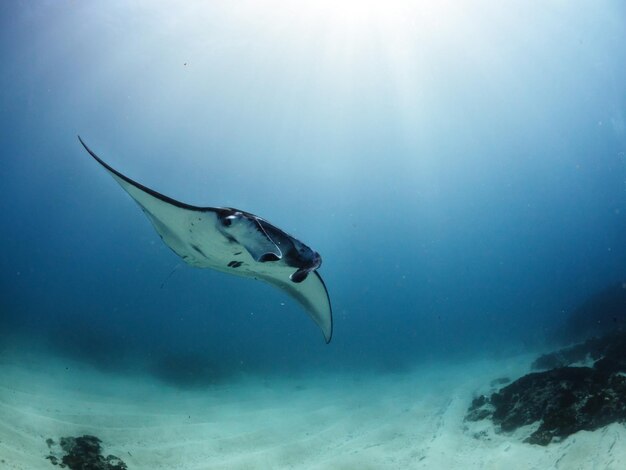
[1,349,625,470]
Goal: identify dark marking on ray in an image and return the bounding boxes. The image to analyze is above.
[191,244,207,257]
[233,251,242,256]
[228,261,243,268]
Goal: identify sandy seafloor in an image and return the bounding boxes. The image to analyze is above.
[1,346,625,470]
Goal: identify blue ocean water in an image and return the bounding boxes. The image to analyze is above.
[1,0,625,384]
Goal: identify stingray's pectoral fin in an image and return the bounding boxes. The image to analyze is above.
[219,213,282,262]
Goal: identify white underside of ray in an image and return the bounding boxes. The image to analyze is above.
[109,172,237,270]
[99,163,332,342]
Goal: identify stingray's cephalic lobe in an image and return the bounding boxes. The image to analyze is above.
[79,136,332,343]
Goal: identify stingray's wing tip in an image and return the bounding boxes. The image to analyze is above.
[77,136,117,174]
[77,135,96,157]
[77,135,96,156]
[313,271,333,344]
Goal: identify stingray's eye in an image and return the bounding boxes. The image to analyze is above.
[222,215,237,227]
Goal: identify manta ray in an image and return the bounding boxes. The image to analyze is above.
[78,137,332,343]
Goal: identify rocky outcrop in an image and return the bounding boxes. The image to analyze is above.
[46,435,127,469]
[466,332,626,445]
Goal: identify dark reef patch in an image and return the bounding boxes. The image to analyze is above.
[531,333,626,371]
[45,435,127,469]
[466,332,626,445]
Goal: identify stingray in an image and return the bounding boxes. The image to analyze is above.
[78,137,332,343]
